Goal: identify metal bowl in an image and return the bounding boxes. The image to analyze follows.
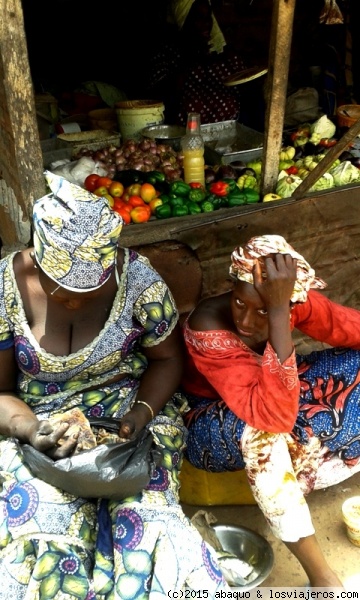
[141,124,186,151]
[213,524,274,590]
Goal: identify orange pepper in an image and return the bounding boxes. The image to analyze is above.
[130,205,151,224]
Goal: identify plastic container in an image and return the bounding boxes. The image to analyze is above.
[115,100,164,140]
[342,496,360,547]
[181,113,205,186]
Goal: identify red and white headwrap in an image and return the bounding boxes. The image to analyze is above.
[229,235,327,303]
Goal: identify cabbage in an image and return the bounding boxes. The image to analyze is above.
[309,115,336,144]
[276,174,303,198]
[329,161,360,186]
[310,172,334,192]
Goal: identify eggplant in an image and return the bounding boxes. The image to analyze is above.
[215,164,238,180]
[114,169,145,187]
[303,142,319,156]
[293,147,304,161]
[204,167,216,184]
[228,160,247,175]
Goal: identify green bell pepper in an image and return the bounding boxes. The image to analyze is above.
[155,204,172,219]
[187,201,202,215]
[210,195,228,210]
[169,196,185,208]
[169,181,192,197]
[172,204,189,217]
[227,192,247,207]
[243,188,260,203]
[200,200,215,213]
[221,178,238,192]
[188,188,206,203]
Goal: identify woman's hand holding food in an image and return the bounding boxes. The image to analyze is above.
[28,419,79,459]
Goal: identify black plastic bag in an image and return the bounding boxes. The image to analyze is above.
[21,418,162,500]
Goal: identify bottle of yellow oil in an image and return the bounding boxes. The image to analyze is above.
[181,112,205,187]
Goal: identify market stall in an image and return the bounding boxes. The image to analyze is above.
[0,0,360,333]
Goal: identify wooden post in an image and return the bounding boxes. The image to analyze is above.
[0,0,45,254]
[261,0,297,196]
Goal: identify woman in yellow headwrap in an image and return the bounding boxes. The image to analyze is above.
[181,234,360,588]
[0,172,231,598]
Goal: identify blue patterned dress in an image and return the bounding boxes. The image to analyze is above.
[0,249,227,599]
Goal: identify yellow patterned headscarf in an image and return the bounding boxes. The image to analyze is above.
[170,0,226,53]
[229,235,327,303]
[32,171,123,292]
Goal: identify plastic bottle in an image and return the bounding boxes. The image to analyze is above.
[181,113,205,187]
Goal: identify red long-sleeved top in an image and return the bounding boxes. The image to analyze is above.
[182,290,360,433]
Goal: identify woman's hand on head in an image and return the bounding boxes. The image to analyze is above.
[28,419,79,459]
[253,253,297,309]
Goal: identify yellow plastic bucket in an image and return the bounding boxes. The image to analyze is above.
[115,100,165,140]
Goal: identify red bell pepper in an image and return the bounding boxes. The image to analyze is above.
[189,182,204,189]
[209,181,230,197]
[285,165,299,175]
[319,138,337,148]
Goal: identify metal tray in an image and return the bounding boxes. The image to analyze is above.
[201,120,263,165]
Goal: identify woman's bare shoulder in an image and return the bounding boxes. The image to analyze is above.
[188,292,232,332]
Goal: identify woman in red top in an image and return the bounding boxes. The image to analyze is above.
[181,234,360,588]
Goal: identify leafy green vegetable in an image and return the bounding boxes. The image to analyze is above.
[310,172,334,192]
[309,115,336,144]
[330,161,360,186]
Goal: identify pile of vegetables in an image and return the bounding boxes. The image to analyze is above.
[154,178,260,219]
[63,114,360,213]
[228,115,360,200]
[82,166,262,225]
[73,138,183,182]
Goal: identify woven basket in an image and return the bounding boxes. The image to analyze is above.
[57,130,121,156]
[337,105,360,128]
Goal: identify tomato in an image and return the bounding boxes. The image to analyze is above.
[84,174,100,192]
[140,183,157,203]
[128,195,146,208]
[109,181,124,198]
[127,183,142,196]
[114,198,132,213]
[149,197,163,214]
[130,205,151,224]
[114,206,132,224]
[96,176,113,190]
[93,186,110,197]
